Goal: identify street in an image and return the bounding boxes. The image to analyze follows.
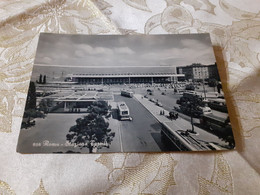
[112,95,175,152]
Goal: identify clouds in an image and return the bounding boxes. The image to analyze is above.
[34,33,216,67]
[74,45,113,57]
[114,47,135,55]
[74,44,134,58]
[141,39,215,66]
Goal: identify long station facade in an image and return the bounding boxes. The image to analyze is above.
[67,72,185,84]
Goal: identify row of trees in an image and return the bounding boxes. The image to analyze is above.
[36,74,47,84]
[22,81,52,129]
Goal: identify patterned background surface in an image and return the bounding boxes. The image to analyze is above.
[0,0,259,194]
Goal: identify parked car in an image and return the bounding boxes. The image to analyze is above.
[169,111,178,120]
[185,84,195,91]
[149,98,156,103]
[156,102,163,107]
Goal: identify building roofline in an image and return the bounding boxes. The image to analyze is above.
[68,73,185,78]
[177,63,217,68]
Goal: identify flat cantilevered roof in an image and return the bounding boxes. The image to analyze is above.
[52,92,114,102]
[68,73,185,78]
[64,66,185,78]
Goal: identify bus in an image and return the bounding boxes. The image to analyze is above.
[161,121,215,151]
[208,98,228,113]
[121,90,134,98]
[117,102,132,121]
[200,114,232,135]
[200,115,234,148]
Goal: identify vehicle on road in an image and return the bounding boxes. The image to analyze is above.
[208,98,228,113]
[201,106,212,115]
[176,91,212,117]
[149,98,156,103]
[200,114,232,135]
[177,91,201,105]
[117,102,132,121]
[161,122,216,151]
[156,102,163,107]
[147,89,153,92]
[205,92,219,98]
[121,90,133,98]
[185,84,195,91]
[200,114,234,148]
[169,111,178,120]
[179,104,212,117]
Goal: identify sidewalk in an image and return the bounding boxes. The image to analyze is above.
[133,94,171,123]
[134,94,227,146]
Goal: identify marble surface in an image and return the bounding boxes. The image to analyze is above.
[0,0,259,194]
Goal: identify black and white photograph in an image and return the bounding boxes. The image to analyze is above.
[17,33,235,153]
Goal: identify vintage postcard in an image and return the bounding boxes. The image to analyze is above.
[17,33,235,153]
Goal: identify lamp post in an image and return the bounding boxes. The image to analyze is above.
[187,97,197,134]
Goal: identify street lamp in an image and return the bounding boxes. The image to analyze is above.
[186,98,197,134]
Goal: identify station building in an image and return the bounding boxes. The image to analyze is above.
[66,67,185,84]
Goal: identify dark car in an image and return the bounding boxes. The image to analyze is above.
[169,111,178,120]
[156,102,163,107]
[185,84,195,91]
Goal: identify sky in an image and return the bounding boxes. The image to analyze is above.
[34,33,216,67]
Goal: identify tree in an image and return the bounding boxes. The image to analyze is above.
[23,108,45,121]
[66,113,115,153]
[87,101,111,116]
[185,95,201,134]
[39,74,43,84]
[43,75,46,84]
[23,109,36,123]
[66,101,114,153]
[25,81,36,110]
[38,99,50,114]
